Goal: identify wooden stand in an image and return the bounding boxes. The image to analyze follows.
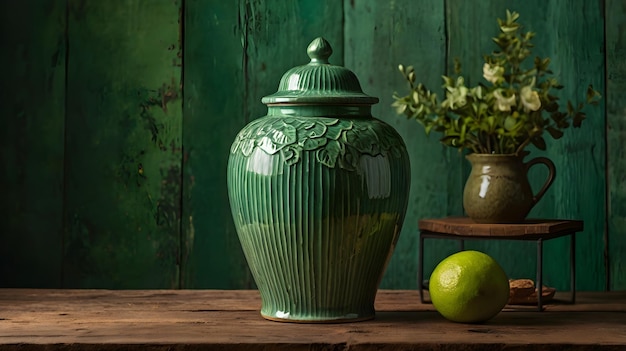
[418,217,584,311]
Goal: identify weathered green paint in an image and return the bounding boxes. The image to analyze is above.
[607,0,626,290]
[181,0,251,289]
[181,0,344,288]
[0,0,623,291]
[344,0,465,289]
[0,0,66,288]
[523,0,606,291]
[445,0,607,291]
[442,2,527,286]
[62,0,183,288]
[531,0,606,292]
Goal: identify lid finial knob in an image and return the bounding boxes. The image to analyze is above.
[307,37,332,64]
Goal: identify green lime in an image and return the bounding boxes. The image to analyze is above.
[429,250,510,323]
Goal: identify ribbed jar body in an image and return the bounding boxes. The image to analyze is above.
[227,111,410,322]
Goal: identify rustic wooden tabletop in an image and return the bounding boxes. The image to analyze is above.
[0,289,624,350]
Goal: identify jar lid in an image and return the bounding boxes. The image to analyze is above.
[262,37,379,106]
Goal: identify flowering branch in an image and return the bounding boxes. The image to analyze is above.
[392,10,601,155]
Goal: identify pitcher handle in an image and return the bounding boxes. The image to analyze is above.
[525,157,556,207]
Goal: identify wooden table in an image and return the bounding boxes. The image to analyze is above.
[418,217,584,310]
[0,289,625,350]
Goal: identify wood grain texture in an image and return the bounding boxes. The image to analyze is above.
[446,0,606,291]
[181,0,344,288]
[0,289,624,350]
[0,0,66,287]
[606,0,626,291]
[0,0,621,291]
[419,217,583,239]
[181,0,250,289]
[344,0,464,289]
[62,0,183,288]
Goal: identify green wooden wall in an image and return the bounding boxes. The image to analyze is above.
[1,0,624,291]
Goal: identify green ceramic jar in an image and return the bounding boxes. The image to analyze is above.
[227,38,410,323]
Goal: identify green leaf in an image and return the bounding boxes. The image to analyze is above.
[460,123,467,143]
[454,58,462,75]
[440,135,461,147]
[282,145,300,166]
[504,116,517,131]
[424,123,434,135]
[486,116,496,130]
[573,112,586,127]
[586,85,601,103]
[545,101,559,112]
[479,120,490,132]
[531,136,547,150]
[567,101,574,115]
[316,140,341,168]
[546,126,564,139]
[302,136,328,151]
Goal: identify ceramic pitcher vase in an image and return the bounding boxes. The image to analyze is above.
[227,38,410,323]
[463,153,555,223]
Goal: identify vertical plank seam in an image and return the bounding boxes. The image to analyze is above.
[602,0,611,291]
[239,0,250,125]
[60,0,70,289]
[341,0,345,66]
[239,0,251,288]
[178,0,186,290]
[443,0,464,216]
[443,0,450,78]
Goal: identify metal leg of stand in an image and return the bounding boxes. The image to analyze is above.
[419,232,425,303]
[537,238,544,311]
[459,239,465,251]
[571,232,576,304]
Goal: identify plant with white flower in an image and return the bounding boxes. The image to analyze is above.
[483,63,505,84]
[493,90,516,112]
[520,78,541,112]
[392,10,601,154]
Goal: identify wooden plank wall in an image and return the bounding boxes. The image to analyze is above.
[344,0,465,289]
[443,0,607,290]
[0,0,624,291]
[0,0,66,287]
[181,0,344,289]
[62,0,183,288]
[607,0,626,290]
